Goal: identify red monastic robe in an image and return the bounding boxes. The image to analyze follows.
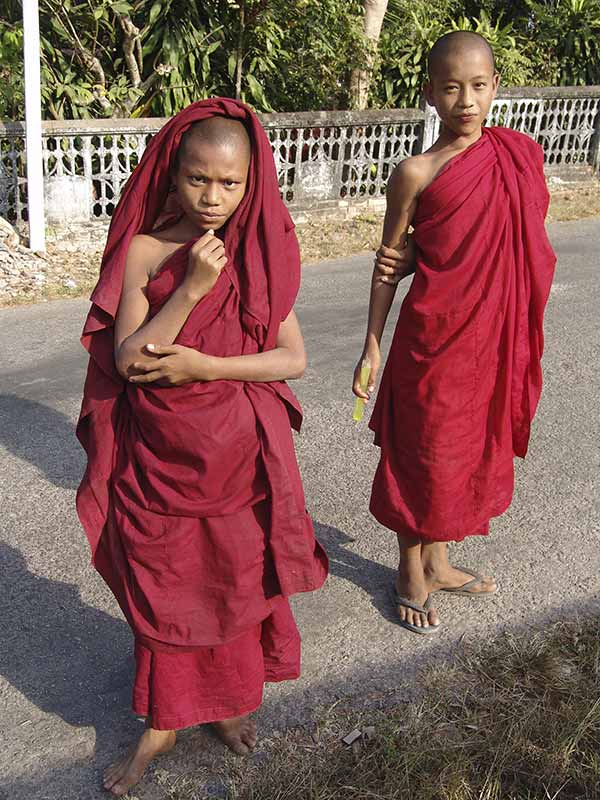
[76,99,327,729]
[370,127,556,542]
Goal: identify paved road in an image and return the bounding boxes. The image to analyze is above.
[1,219,599,799]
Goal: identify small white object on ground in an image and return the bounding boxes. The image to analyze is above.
[341,728,362,745]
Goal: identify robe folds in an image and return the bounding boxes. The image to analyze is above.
[76,97,328,718]
[369,127,556,543]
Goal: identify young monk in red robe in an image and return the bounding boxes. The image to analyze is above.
[76,98,327,795]
[353,32,556,635]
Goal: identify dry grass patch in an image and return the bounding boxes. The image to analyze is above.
[217,617,600,800]
[546,180,600,223]
[296,213,382,264]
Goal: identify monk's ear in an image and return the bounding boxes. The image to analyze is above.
[492,72,500,97]
[424,81,434,106]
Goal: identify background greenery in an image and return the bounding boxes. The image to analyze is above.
[1,0,599,120]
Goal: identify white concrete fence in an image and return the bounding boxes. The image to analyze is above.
[1,86,599,225]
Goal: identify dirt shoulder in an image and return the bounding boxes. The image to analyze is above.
[1,180,598,308]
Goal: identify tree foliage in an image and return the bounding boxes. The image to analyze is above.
[524,0,600,85]
[0,17,24,119]
[1,0,599,120]
[378,5,535,108]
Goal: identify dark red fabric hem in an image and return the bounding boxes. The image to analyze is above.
[369,496,512,543]
[132,694,264,731]
[264,668,300,683]
[132,670,299,730]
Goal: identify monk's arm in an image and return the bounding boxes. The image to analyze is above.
[129,310,306,385]
[210,310,306,381]
[353,160,421,399]
[370,161,421,341]
[114,233,222,378]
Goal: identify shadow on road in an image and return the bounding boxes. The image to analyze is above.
[2,531,599,799]
[0,394,84,490]
[0,542,139,795]
[314,522,398,624]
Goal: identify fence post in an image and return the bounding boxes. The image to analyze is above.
[421,102,438,153]
[592,104,600,173]
[22,0,46,251]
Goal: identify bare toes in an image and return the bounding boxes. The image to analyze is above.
[104,761,128,789]
[110,780,131,797]
[102,729,175,794]
[111,763,145,796]
[473,577,496,594]
[213,717,258,755]
[242,722,257,749]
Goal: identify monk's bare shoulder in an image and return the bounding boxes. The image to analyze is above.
[387,154,436,206]
[126,232,182,282]
[382,156,433,244]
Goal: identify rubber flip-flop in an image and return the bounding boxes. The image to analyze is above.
[436,566,498,597]
[391,587,441,635]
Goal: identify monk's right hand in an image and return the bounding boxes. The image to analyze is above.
[375,237,416,285]
[352,343,381,401]
[183,230,228,299]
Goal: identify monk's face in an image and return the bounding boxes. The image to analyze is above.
[173,138,250,233]
[425,49,499,137]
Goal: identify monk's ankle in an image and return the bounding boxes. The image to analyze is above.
[141,728,176,754]
[421,541,450,577]
[395,568,427,599]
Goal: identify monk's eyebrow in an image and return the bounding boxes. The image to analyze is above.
[185,165,246,180]
[440,74,489,85]
[216,170,247,180]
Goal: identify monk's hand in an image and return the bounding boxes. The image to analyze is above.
[375,237,416,285]
[183,229,227,300]
[128,344,215,386]
[352,342,381,402]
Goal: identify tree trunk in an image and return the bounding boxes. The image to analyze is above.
[79,50,114,114]
[350,0,389,110]
[119,15,142,88]
[235,1,245,100]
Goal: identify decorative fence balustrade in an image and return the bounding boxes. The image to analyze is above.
[424,87,600,169]
[1,86,599,225]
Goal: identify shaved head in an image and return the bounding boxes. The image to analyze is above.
[176,117,251,169]
[428,31,495,81]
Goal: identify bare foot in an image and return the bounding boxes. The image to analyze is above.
[422,542,497,595]
[213,714,257,755]
[103,727,176,796]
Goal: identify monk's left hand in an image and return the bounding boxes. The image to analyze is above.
[128,344,215,386]
[375,237,416,284]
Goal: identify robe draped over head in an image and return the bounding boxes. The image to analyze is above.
[76,98,327,652]
[369,127,556,543]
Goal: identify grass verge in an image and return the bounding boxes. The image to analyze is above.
[218,617,600,800]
